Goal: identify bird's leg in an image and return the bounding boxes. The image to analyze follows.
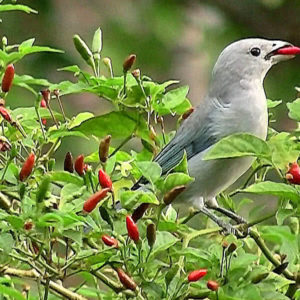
[210,206,246,224]
[205,197,246,224]
[200,206,239,236]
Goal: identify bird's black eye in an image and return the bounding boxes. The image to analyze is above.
[250,47,261,57]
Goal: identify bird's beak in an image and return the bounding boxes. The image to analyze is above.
[265,43,300,61]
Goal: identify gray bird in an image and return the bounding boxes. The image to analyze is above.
[134,38,300,234]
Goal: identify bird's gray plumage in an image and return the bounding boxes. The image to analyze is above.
[135,38,296,217]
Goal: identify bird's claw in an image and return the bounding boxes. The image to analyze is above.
[220,221,246,238]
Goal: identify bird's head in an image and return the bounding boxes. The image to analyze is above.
[211,38,300,86]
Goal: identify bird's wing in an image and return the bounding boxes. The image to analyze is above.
[155,100,218,174]
[132,97,229,189]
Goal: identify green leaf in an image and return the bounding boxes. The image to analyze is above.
[63,229,82,245]
[204,133,271,160]
[73,111,145,139]
[19,38,35,50]
[3,45,63,64]
[0,233,14,252]
[36,213,63,228]
[276,208,295,226]
[69,112,94,128]
[0,4,37,14]
[287,98,300,121]
[48,128,88,140]
[135,161,162,185]
[149,231,178,259]
[5,215,24,230]
[49,171,84,186]
[268,132,299,169]
[243,181,300,202]
[58,65,81,73]
[267,99,282,109]
[173,150,188,174]
[11,107,62,122]
[14,74,52,87]
[163,173,193,192]
[162,85,189,109]
[120,190,159,209]
[0,285,25,300]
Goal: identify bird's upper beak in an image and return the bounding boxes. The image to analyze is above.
[265,43,300,62]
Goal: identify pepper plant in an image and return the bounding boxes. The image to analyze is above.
[0,2,300,300]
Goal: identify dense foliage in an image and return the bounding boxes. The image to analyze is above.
[0,2,299,300]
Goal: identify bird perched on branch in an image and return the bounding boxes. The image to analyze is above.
[134,38,300,235]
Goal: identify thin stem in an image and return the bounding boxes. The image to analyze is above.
[54,93,67,122]
[123,71,128,96]
[109,134,133,158]
[249,228,294,280]
[46,103,59,129]
[220,247,226,278]
[45,138,61,159]
[43,278,50,300]
[35,107,46,140]
[13,121,27,138]
[0,158,11,182]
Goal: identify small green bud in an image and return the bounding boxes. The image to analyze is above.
[92,27,102,54]
[2,36,7,48]
[99,206,114,229]
[36,176,51,203]
[73,34,95,68]
[48,158,55,171]
[102,57,113,77]
[19,183,26,200]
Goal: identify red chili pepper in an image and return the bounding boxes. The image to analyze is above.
[83,188,110,213]
[0,106,12,123]
[182,107,194,120]
[0,138,11,152]
[40,89,50,104]
[19,153,35,182]
[98,169,112,189]
[126,215,139,242]
[40,98,47,108]
[24,221,33,231]
[116,268,137,291]
[286,162,300,185]
[188,269,207,282]
[101,235,118,248]
[74,154,85,176]
[40,98,47,125]
[1,64,14,93]
[207,280,219,291]
[64,152,74,173]
[132,203,149,222]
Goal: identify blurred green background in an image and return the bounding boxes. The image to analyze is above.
[1,0,300,159]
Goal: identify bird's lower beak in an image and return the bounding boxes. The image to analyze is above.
[265,44,300,61]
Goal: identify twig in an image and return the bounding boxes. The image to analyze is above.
[0,265,88,300]
[109,134,133,158]
[35,106,46,140]
[249,228,294,280]
[54,91,67,122]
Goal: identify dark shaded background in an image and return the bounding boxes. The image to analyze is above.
[1,0,300,157]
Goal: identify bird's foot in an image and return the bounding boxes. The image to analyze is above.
[219,221,244,238]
